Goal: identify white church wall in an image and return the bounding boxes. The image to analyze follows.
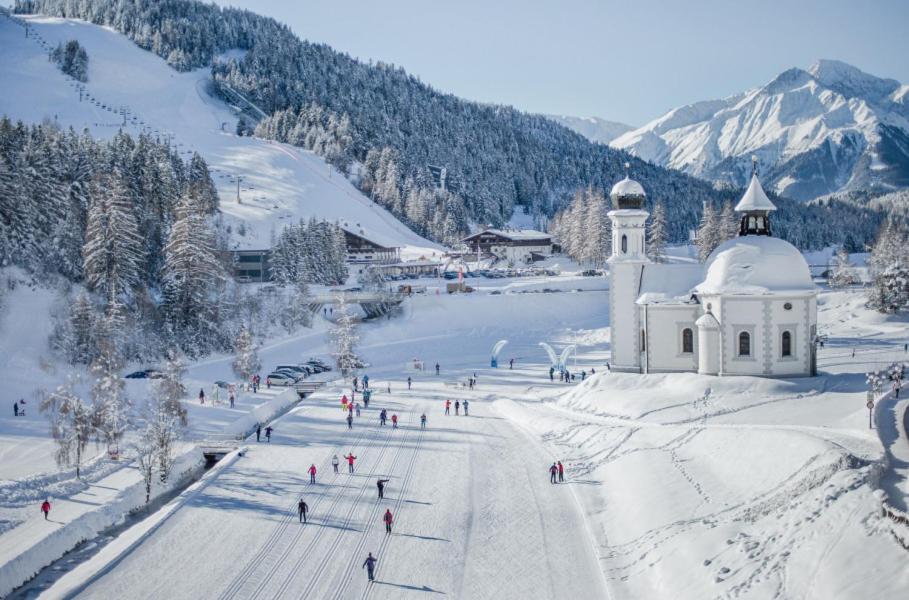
[609,263,643,371]
[641,305,699,372]
[719,298,766,376]
[766,295,815,376]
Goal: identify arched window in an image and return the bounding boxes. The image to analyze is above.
[682,328,693,353]
[621,234,628,254]
[738,331,751,356]
[781,331,792,357]
[640,329,646,352]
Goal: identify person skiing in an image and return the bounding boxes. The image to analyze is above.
[420,413,427,429]
[348,401,354,416]
[229,391,236,408]
[308,463,317,484]
[332,454,340,474]
[462,400,469,416]
[435,362,440,375]
[265,426,273,442]
[355,402,362,417]
[363,374,369,389]
[509,358,514,369]
[353,376,359,391]
[454,400,460,416]
[41,499,51,520]
[13,401,18,417]
[391,414,398,428]
[557,461,564,483]
[581,370,586,381]
[347,413,354,430]
[445,399,451,415]
[199,388,205,404]
[377,478,389,499]
[298,498,309,523]
[383,508,394,534]
[256,424,261,442]
[363,552,378,582]
[380,409,387,426]
[550,463,558,484]
[345,453,357,473]
[407,376,412,390]
[341,394,349,410]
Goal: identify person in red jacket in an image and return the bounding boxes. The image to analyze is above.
[391,414,398,429]
[41,499,51,520]
[557,461,565,483]
[383,509,393,534]
[308,464,317,484]
[345,453,357,473]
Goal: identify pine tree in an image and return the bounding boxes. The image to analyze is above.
[583,188,610,268]
[68,293,97,364]
[40,377,94,478]
[330,294,361,377]
[697,202,720,262]
[187,152,220,215]
[719,201,738,243]
[648,200,668,263]
[867,219,909,312]
[90,348,130,453]
[828,247,856,289]
[232,326,261,381]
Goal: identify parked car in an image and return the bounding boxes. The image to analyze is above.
[125,368,163,379]
[266,372,298,386]
[214,380,230,389]
[275,365,308,377]
[305,358,332,371]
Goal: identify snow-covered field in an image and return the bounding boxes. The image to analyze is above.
[0,12,440,258]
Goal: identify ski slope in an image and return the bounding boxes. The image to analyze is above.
[0,12,440,257]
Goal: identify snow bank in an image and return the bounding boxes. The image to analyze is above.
[220,387,307,439]
[0,447,204,598]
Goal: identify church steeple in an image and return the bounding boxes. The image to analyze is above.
[735,157,776,236]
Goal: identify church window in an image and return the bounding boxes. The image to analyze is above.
[738,331,751,356]
[781,331,792,357]
[682,328,693,353]
[640,329,646,352]
[621,234,627,254]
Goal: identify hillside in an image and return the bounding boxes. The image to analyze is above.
[544,114,633,144]
[612,60,909,201]
[0,11,439,257]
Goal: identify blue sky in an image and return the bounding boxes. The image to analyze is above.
[219,0,909,126]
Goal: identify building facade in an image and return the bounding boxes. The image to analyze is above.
[461,229,553,265]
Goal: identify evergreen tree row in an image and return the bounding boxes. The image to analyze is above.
[16,0,891,251]
[50,39,89,81]
[867,219,909,313]
[269,219,349,286]
[549,188,610,268]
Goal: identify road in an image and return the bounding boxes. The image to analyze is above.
[70,381,608,599]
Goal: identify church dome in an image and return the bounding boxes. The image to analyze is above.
[610,176,646,209]
[695,236,814,295]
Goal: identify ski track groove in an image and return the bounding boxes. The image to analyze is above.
[218,416,372,600]
[291,408,415,600]
[359,408,427,600]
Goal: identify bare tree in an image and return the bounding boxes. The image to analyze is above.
[40,377,94,478]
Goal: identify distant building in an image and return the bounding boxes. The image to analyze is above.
[343,228,400,277]
[461,229,553,265]
[371,259,444,279]
[231,249,270,282]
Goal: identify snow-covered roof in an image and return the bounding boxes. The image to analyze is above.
[636,263,704,305]
[695,312,720,329]
[610,176,646,198]
[695,236,815,295]
[735,174,777,212]
[465,229,551,242]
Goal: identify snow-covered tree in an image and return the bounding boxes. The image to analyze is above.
[697,202,721,262]
[90,349,130,453]
[867,219,909,312]
[68,293,97,364]
[828,247,856,289]
[232,326,261,381]
[719,200,738,243]
[330,294,361,377]
[155,352,188,427]
[279,280,313,332]
[50,39,89,82]
[648,201,668,263]
[40,377,94,478]
[583,188,611,268]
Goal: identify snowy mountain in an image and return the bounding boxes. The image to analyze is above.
[611,60,909,200]
[545,115,633,144]
[0,12,440,257]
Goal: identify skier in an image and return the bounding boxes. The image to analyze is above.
[353,376,359,391]
[332,454,340,474]
[41,498,51,520]
[308,463,317,484]
[420,413,427,429]
[348,402,354,416]
[256,424,261,442]
[199,388,205,404]
[445,400,451,415]
[341,394,349,410]
[380,409,387,426]
[462,400,469,416]
[347,413,354,430]
[265,426,273,442]
[407,376,412,390]
[591,367,596,375]
[509,358,514,369]
[377,478,389,499]
[363,552,378,582]
[13,401,18,417]
[550,463,558,484]
[363,374,369,389]
[345,453,357,473]
[298,498,309,523]
[386,382,391,395]
[454,400,460,415]
[581,370,586,381]
[229,391,235,408]
[355,402,362,417]
[391,414,398,428]
[383,508,394,534]
[557,461,564,483]
[435,362,440,375]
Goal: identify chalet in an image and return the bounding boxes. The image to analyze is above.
[343,228,400,277]
[231,249,270,283]
[461,228,553,265]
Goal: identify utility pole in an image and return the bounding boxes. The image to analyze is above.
[236,174,243,204]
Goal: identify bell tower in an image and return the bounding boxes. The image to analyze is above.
[607,165,650,372]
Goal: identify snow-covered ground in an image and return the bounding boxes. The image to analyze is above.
[0,12,440,258]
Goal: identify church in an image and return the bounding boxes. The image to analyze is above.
[607,171,818,377]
